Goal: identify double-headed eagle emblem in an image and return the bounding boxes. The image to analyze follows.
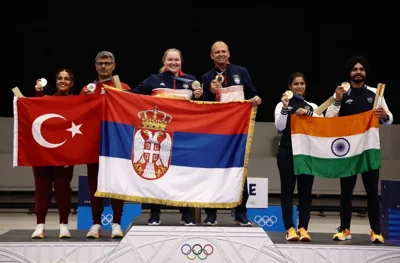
[132,106,173,180]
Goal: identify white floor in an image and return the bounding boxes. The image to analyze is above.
[0,210,372,235]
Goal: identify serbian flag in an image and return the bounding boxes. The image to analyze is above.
[13,95,103,166]
[96,88,256,208]
[291,110,381,178]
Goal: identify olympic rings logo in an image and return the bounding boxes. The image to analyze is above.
[101,214,113,225]
[247,200,257,206]
[181,244,214,260]
[253,215,278,227]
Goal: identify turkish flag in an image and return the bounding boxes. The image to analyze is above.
[13,95,103,166]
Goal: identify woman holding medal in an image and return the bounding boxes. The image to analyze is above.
[130,48,203,226]
[130,48,203,100]
[274,72,322,242]
[31,69,75,239]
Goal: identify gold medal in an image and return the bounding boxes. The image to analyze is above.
[191,80,201,90]
[215,73,224,84]
[284,90,293,99]
[341,81,350,92]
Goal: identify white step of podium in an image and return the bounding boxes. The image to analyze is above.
[0,226,399,262]
[108,225,277,262]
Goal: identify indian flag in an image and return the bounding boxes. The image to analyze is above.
[291,110,381,178]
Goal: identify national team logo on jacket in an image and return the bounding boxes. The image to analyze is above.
[233,74,240,84]
[132,106,173,180]
[183,83,189,89]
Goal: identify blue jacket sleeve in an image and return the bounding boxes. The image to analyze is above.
[128,77,154,95]
[202,74,216,101]
[242,67,258,99]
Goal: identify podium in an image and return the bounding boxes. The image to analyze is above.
[103,225,281,263]
[77,175,142,230]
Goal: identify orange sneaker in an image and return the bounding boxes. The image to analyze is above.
[286,227,299,241]
[298,227,311,241]
[370,231,384,243]
[333,227,351,241]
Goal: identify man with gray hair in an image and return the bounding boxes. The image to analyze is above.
[81,51,131,239]
[80,51,131,95]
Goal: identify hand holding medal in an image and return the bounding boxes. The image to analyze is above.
[210,79,221,94]
[341,81,350,92]
[314,81,351,115]
[39,78,47,87]
[281,90,291,109]
[35,78,47,91]
[191,80,201,90]
[284,90,293,99]
[192,80,203,99]
[87,83,96,92]
[84,83,96,95]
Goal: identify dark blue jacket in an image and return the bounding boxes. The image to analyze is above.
[130,71,197,96]
[201,64,258,101]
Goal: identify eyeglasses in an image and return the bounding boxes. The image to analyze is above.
[95,62,114,66]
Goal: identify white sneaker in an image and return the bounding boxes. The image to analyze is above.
[86,224,103,238]
[59,223,71,238]
[32,224,45,239]
[111,223,124,239]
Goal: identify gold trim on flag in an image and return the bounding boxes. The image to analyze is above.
[94,191,241,208]
[241,105,258,204]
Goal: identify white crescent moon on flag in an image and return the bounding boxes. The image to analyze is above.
[32,113,67,148]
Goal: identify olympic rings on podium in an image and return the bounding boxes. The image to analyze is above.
[181,243,214,260]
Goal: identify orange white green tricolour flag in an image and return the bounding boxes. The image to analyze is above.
[291,110,381,178]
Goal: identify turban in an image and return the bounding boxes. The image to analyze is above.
[345,56,369,75]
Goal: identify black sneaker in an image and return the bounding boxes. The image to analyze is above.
[203,213,218,226]
[180,212,196,226]
[148,214,161,226]
[233,212,252,226]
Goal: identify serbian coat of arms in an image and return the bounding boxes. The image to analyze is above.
[131,106,173,180]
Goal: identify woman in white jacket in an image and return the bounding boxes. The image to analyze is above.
[274,72,323,242]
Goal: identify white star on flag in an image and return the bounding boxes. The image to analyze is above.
[66,122,83,138]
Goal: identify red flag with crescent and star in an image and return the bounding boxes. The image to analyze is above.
[13,95,103,166]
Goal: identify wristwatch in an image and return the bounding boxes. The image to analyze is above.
[383,115,390,122]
